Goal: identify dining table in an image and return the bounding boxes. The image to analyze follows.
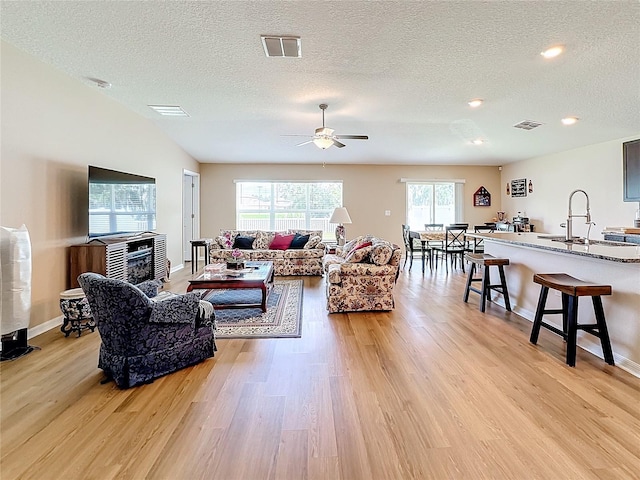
[410,230,446,272]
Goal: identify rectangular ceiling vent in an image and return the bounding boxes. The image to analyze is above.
[261,35,301,58]
[513,120,543,130]
[148,105,189,117]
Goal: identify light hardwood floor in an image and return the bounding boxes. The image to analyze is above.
[1,262,639,480]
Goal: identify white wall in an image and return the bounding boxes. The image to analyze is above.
[1,40,199,330]
[501,137,640,238]
[200,163,503,247]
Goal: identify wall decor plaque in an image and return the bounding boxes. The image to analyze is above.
[473,186,491,206]
[511,178,527,197]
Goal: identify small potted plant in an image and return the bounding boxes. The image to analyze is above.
[226,248,245,270]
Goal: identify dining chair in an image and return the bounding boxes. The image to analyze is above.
[401,225,423,271]
[433,225,468,273]
[472,225,495,253]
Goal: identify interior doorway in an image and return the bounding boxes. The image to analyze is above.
[182,170,200,264]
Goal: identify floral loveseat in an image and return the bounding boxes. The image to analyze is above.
[209,229,325,276]
[322,235,402,313]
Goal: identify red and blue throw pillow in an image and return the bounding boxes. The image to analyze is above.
[289,233,310,249]
[269,233,295,250]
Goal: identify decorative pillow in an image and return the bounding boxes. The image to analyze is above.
[232,235,255,250]
[216,235,232,249]
[217,231,235,249]
[370,243,393,265]
[303,235,322,249]
[341,237,362,257]
[345,243,373,263]
[269,233,295,250]
[253,231,271,250]
[289,233,310,249]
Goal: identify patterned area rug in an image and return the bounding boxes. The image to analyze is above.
[196,279,303,339]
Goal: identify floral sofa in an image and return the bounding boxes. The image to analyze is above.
[209,229,325,276]
[322,235,402,313]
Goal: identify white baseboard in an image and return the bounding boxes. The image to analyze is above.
[171,263,184,274]
[29,316,63,340]
[491,294,640,379]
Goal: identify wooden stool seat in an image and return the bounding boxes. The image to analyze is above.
[463,253,511,312]
[530,273,614,367]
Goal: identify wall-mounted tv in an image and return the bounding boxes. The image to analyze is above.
[88,166,157,238]
[623,138,640,202]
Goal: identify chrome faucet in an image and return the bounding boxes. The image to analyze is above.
[565,189,591,241]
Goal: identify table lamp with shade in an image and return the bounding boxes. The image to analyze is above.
[330,207,352,246]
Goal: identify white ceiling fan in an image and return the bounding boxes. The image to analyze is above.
[285,104,369,149]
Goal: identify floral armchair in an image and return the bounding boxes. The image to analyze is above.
[78,273,216,389]
[322,235,402,313]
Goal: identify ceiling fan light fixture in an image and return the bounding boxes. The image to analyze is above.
[541,45,564,59]
[468,98,483,108]
[313,137,334,149]
[561,116,579,125]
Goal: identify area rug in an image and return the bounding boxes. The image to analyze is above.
[196,279,303,339]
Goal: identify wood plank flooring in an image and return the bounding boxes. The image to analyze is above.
[2,263,639,479]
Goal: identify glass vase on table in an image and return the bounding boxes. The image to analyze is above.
[226,248,245,270]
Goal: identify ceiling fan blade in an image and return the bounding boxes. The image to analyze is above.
[296,140,314,146]
[332,139,346,148]
[335,135,368,140]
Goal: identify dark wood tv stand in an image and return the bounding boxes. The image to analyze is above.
[69,233,167,288]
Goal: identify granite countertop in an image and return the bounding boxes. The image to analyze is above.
[466,232,640,263]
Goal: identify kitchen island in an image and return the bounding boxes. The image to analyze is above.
[466,232,640,376]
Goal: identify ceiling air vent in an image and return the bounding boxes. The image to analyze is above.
[261,35,301,58]
[148,105,189,117]
[513,120,544,130]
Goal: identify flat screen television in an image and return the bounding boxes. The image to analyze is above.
[623,138,640,202]
[88,166,157,238]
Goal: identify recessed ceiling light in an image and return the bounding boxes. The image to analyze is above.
[148,105,190,117]
[541,45,564,59]
[471,138,484,145]
[561,116,579,125]
[468,99,483,108]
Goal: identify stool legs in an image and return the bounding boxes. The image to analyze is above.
[463,262,475,303]
[592,296,615,365]
[530,286,549,344]
[530,286,614,367]
[497,265,511,311]
[566,294,579,367]
[463,262,511,313]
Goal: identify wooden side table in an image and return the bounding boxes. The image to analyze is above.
[190,238,212,274]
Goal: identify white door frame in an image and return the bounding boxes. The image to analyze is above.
[182,170,200,263]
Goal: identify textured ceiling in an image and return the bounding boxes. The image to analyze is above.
[1,1,639,165]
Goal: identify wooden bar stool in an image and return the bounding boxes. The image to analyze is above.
[529,273,614,367]
[463,253,511,312]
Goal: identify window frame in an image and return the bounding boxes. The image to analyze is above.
[235,180,343,239]
[405,180,465,229]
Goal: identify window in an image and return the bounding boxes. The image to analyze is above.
[406,181,464,228]
[236,181,342,239]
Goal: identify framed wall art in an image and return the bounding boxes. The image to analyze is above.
[473,186,491,206]
[511,178,527,197]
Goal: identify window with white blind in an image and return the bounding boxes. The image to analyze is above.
[405,181,464,229]
[235,181,342,239]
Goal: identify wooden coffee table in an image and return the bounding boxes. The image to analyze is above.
[186,261,274,312]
